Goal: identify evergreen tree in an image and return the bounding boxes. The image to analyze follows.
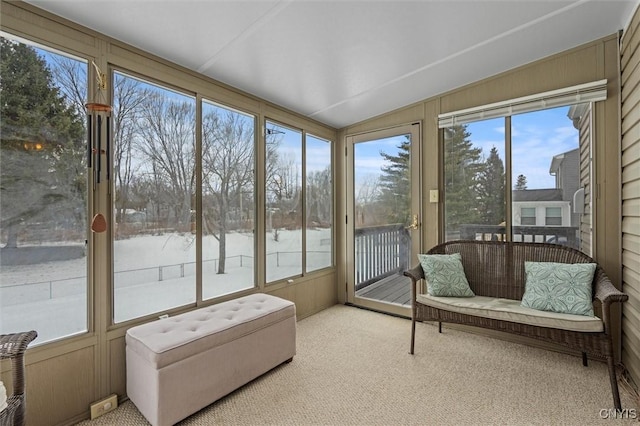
[514,174,528,190]
[443,125,483,236]
[378,136,410,224]
[1,38,85,247]
[475,146,505,225]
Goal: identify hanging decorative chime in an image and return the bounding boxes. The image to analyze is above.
[86,62,112,233]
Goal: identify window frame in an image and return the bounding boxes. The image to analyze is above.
[521,207,536,226]
[441,101,595,252]
[0,31,92,345]
[545,207,563,226]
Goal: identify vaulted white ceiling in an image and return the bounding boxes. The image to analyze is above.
[25,0,639,129]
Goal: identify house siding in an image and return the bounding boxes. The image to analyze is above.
[621,4,640,389]
[578,105,593,256]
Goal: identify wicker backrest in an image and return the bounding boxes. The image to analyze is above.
[427,240,599,300]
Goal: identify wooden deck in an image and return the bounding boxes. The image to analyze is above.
[355,273,412,306]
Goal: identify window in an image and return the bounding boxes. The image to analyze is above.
[264,122,333,282]
[444,118,505,241]
[202,100,256,299]
[265,121,303,282]
[443,104,591,252]
[521,208,536,225]
[305,135,333,272]
[0,35,88,344]
[109,76,333,322]
[112,72,196,323]
[513,107,580,241]
[545,207,562,226]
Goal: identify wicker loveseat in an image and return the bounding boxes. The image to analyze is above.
[404,240,628,409]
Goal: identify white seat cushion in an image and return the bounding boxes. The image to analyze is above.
[417,293,603,333]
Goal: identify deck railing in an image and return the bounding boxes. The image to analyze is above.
[355,224,410,290]
[458,224,579,249]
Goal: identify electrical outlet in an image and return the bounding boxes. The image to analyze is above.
[429,189,439,203]
[90,394,118,419]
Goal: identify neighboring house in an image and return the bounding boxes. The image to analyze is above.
[512,188,571,227]
[549,147,581,228]
[513,147,581,229]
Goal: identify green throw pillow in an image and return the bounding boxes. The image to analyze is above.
[417,253,474,297]
[521,261,596,316]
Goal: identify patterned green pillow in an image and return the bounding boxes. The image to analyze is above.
[521,262,596,316]
[417,253,474,297]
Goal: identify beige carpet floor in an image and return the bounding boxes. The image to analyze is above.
[78,304,639,425]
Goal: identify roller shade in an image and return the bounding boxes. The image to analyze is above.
[437,79,607,128]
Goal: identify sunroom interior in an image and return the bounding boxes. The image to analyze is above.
[1,0,640,425]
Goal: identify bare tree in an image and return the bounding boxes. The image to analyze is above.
[202,108,254,273]
[355,174,381,225]
[306,166,332,227]
[50,56,87,116]
[136,92,196,231]
[47,55,89,232]
[269,153,299,204]
[112,74,149,235]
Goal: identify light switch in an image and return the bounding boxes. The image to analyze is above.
[429,190,439,203]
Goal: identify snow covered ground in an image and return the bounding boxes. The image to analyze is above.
[0,228,331,344]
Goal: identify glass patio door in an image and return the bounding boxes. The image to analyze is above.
[346,123,421,317]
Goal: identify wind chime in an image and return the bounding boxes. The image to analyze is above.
[86,62,111,233]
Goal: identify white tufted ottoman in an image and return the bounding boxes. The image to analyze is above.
[125,293,296,426]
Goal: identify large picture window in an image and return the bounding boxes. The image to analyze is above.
[2,28,335,345]
[112,72,196,323]
[110,79,333,323]
[305,135,332,273]
[443,104,592,253]
[444,118,505,242]
[202,100,256,299]
[0,35,88,344]
[265,121,303,283]
[264,121,334,283]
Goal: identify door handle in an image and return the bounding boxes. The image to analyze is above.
[406,214,420,230]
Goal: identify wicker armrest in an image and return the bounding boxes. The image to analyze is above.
[592,270,627,335]
[403,265,424,283]
[404,265,424,303]
[593,271,628,306]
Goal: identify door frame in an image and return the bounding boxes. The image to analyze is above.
[345,123,421,317]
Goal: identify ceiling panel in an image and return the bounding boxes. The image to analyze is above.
[23,0,639,128]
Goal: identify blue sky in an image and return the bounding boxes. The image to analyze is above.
[354,134,408,180]
[266,122,331,175]
[468,105,579,189]
[353,106,579,191]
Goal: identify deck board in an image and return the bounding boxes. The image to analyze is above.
[355,273,411,306]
